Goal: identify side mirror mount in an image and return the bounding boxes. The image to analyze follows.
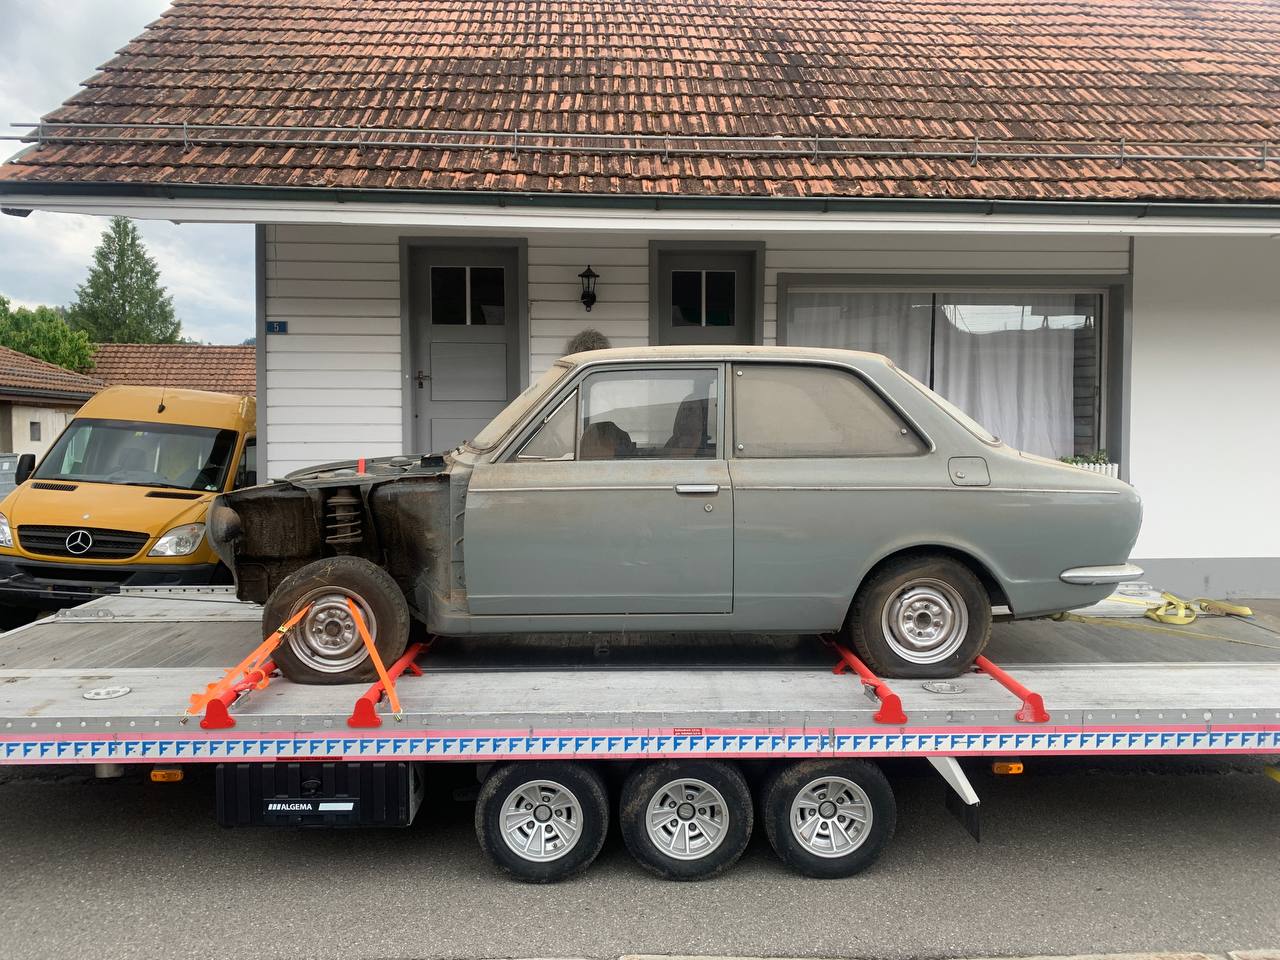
[14,454,35,485]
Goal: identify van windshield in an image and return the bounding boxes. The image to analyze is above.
[34,418,240,492]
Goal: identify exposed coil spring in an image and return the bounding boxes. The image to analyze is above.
[324,488,362,546]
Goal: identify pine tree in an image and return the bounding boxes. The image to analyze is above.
[0,296,95,371]
[67,217,182,343]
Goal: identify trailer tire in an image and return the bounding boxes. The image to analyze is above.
[264,556,410,685]
[845,554,990,678]
[619,760,752,880]
[475,762,609,883]
[763,759,895,879]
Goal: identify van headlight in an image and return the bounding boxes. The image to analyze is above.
[148,522,205,557]
[0,513,11,548]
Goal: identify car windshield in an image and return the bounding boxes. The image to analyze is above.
[466,363,572,452]
[34,418,240,492]
[895,368,1001,445]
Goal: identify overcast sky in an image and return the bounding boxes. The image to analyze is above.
[0,0,253,344]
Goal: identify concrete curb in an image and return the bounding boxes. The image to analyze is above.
[618,952,1280,960]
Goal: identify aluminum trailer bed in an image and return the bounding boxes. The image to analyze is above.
[1,588,1277,881]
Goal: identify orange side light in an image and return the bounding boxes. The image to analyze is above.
[150,766,184,783]
[992,761,1024,775]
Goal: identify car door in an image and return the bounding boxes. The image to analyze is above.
[463,364,732,616]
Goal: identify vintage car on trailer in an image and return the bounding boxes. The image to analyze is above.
[208,346,1142,684]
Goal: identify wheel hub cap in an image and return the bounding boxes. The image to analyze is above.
[645,778,729,861]
[790,776,873,859]
[881,578,969,665]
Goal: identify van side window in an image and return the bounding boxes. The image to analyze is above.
[234,437,257,488]
[733,364,924,457]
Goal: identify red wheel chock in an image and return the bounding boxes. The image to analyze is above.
[974,655,1050,723]
[347,641,427,728]
[826,640,908,725]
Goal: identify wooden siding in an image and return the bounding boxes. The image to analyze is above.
[262,225,1128,477]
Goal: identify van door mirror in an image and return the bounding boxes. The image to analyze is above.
[14,454,35,485]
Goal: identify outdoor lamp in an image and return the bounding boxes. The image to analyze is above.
[578,265,599,311]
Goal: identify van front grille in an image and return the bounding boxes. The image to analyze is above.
[17,525,150,560]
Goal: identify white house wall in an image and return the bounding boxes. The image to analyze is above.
[263,225,1128,478]
[1128,236,1280,595]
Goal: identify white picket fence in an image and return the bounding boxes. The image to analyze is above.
[1070,461,1121,478]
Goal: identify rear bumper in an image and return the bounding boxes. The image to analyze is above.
[1059,562,1145,585]
[0,556,227,608]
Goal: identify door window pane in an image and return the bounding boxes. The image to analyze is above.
[580,369,718,460]
[671,271,703,326]
[734,364,923,458]
[517,391,577,461]
[705,271,735,326]
[430,267,467,325]
[470,267,506,325]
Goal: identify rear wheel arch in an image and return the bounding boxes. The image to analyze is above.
[848,544,1009,619]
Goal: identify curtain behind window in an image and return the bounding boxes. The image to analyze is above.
[783,287,1100,459]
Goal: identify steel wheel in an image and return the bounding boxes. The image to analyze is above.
[285,586,378,674]
[789,775,873,858]
[644,777,730,861]
[879,577,969,666]
[499,779,584,862]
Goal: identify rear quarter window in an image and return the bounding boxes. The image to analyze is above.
[733,364,925,458]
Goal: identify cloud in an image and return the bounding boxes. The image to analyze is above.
[0,1,253,344]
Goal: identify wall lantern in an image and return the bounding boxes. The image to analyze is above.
[578,265,599,311]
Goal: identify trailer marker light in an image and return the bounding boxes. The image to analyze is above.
[992,761,1024,775]
[150,766,183,783]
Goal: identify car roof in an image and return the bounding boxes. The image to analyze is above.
[560,344,893,368]
[78,385,255,429]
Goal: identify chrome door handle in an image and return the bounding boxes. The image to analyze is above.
[674,483,719,495]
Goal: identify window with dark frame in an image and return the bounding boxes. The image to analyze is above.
[429,265,506,325]
[782,285,1104,460]
[28,421,40,443]
[671,270,736,327]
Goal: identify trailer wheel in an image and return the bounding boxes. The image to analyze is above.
[763,759,895,879]
[264,556,410,685]
[475,762,609,883]
[619,760,752,880]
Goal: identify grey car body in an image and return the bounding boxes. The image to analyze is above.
[211,346,1141,654]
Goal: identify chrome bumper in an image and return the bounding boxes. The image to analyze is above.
[1060,562,1145,585]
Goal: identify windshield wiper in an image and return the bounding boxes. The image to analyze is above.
[117,481,198,491]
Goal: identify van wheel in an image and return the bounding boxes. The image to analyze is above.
[619,760,752,880]
[475,762,609,883]
[763,759,895,879]
[263,556,410,685]
[844,555,990,678]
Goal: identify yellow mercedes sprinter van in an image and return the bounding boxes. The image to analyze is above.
[0,386,255,607]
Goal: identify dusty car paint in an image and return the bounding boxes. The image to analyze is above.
[211,346,1141,636]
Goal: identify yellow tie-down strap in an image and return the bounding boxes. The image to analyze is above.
[1053,593,1273,649]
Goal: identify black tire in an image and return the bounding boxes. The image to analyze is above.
[475,762,609,883]
[619,760,753,880]
[845,554,991,678]
[763,759,895,879]
[263,555,410,685]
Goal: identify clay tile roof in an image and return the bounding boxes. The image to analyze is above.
[90,343,256,396]
[2,0,1280,203]
[0,345,104,401]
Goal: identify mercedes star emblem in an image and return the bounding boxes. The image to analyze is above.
[65,529,93,555]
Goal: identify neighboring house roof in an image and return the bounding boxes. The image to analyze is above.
[91,343,256,396]
[1,1,1279,205]
[0,345,103,402]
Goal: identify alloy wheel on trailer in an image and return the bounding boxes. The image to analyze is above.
[620,760,753,880]
[499,779,584,862]
[475,761,609,883]
[763,759,895,879]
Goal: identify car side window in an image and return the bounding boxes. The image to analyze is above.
[579,369,719,460]
[516,391,578,461]
[733,364,924,457]
[233,437,257,488]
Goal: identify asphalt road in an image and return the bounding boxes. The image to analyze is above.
[1,756,1277,960]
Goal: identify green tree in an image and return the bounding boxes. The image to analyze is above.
[67,216,182,343]
[0,295,95,371]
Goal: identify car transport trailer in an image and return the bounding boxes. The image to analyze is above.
[1,588,1278,882]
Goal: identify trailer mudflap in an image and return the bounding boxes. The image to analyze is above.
[216,761,424,828]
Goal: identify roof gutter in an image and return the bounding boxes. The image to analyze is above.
[4,180,1280,234]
